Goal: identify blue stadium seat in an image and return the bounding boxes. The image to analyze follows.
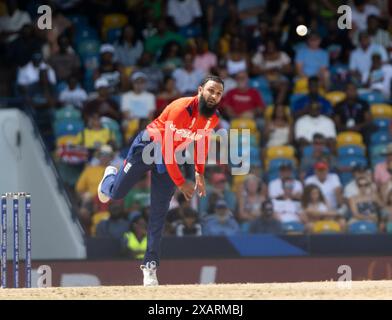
[268,158,296,172]
[106,27,122,43]
[67,14,89,28]
[302,145,329,157]
[348,221,378,234]
[373,118,391,132]
[54,119,84,137]
[337,156,367,169]
[370,131,392,145]
[281,221,305,234]
[249,76,273,106]
[337,145,365,158]
[77,39,101,58]
[359,91,385,104]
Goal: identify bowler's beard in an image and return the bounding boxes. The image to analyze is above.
[199,95,218,118]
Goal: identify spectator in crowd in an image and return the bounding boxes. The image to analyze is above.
[135,51,164,94]
[374,143,392,194]
[206,0,236,50]
[93,44,127,93]
[58,75,88,109]
[83,78,121,121]
[167,0,202,35]
[251,38,291,104]
[264,104,293,148]
[300,134,337,180]
[155,75,180,117]
[175,207,202,236]
[193,37,218,74]
[75,144,114,233]
[365,53,392,101]
[95,200,130,240]
[121,71,156,123]
[349,31,388,84]
[158,40,183,75]
[237,0,266,30]
[351,0,381,32]
[202,199,240,236]
[17,51,56,97]
[224,36,249,76]
[268,162,303,200]
[249,199,282,234]
[221,71,265,119]
[301,184,345,233]
[123,213,148,259]
[237,174,266,227]
[348,176,382,226]
[352,14,391,49]
[165,192,191,235]
[76,114,115,157]
[292,76,333,119]
[272,178,306,225]
[344,164,375,200]
[47,34,81,83]
[144,18,185,57]
[124,173,151,216]
[0,0,32,43]
[294,100,337,150]
[199,172,237,216]
[114,24,144,68]
[295,32,329,88]
[305,161,344,212]
[172,52,205,95]
[216,61,237,94]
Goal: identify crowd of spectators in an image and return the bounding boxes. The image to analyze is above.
[2,0,392,258]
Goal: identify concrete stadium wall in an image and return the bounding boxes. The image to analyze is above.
[0,109,86,259]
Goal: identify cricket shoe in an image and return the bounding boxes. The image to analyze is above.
[97,166,118,203]
[140,261,159,286]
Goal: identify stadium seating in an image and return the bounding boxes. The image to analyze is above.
[102,13,128,40]
[370,131,392,145]
[359,91,385,104]
[336,131,364,148]
[370,103,392,119]
[337,145,365,158]
[281,221,305,235]
[312,220,342,234]
[348,221,378,234]
[53,119,84,138]
[325,91,346,106]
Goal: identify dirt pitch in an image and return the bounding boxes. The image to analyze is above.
[0,281,391,299]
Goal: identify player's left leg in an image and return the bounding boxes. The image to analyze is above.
[140,166,176,286]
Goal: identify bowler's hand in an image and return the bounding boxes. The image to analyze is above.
[178,180,195,201]
[195,172,206,198]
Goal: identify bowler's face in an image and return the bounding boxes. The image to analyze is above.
[198,80,224,107]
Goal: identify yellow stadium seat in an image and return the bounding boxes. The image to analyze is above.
[266,145,295,160]
[336,131,364,147]
[90,211,110,236]
[230,118,260,143]
[312,220,342,233]
[325,91,346,106]
[125,119,140,141]
[56,134,79,147]
[264,105,292,122]
[371,103,392,119]
[231,175,248,193]
[293,76,326,95]
[102,13,128,39]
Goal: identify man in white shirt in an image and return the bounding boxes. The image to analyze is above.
[294,101,337,150]
[351,0,380,31]
[0,0,31,43]
[17,52,56,89]
[268,162,303,200]
[305,161,343,210]
[167,0,202,28]
[272,178,305,224]
[121,71,156,121]
[59,75,88,109]
[172,53,205,95]
[349,31,388,84]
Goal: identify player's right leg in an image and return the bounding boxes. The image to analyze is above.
[98,130,153,202]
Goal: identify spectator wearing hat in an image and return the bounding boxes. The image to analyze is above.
[172,52,205,96]
[305,161,344,211]
[375,144,392,201]
[249,199,283,234]
[175,207,202,236]
[96,200,130,240]
[202,199,240,236]
[299,133,337,180]
[349,31,388,84]
[272,178,307,226]
[294,99,337,151]
[93,43,127,93]
[268,162,303,200]
[295,32,330,89]
[120,71,156,122]
[199,172,237,216]
[82,77,121,121]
